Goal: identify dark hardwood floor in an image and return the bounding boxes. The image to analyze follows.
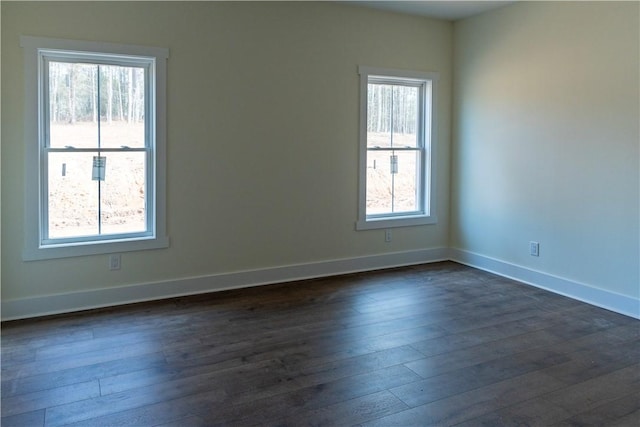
[1,261,639,426]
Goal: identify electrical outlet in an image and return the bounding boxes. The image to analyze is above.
[529,241,540,257]
[385,229,392,243]
[109,254,121,270]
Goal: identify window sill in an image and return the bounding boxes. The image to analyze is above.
[355,215,438,231]
[23,236,169,261]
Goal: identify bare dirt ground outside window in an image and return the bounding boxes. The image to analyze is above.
[366,132,420,215]
[48,122,146,238]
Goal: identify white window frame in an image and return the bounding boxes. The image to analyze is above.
[21,36,169,260]
[356,66,439,230]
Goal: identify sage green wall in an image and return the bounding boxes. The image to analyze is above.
[1,2,452,300]
[452,2,639,298]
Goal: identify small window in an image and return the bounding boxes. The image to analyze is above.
[356,66,438,230]
[21,37,169,260]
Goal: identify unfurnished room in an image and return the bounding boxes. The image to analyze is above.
[1,1,639,426]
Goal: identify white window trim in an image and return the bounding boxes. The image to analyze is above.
[21,36,169,260]
[356,66,439,231]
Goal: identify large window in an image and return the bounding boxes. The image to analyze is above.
[357,66,438,230]
[21,36,169,260]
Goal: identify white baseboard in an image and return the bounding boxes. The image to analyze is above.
[4,247,637,321]
[449,248,640,320]
[1,248,449,321]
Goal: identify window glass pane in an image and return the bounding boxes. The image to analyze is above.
[392,85,419,148]
[100,151,146,235]
[393,150,420,212]
[366,150,392,215]
[48,152,99,238]
[367,83,393,148]
[99,65,145,148]
[366,150,420,215]
[49,62,99,148]
[367,83,419,149]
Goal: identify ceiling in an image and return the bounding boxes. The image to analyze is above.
[346,1,515,21]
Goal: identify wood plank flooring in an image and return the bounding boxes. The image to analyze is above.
[1,261,639,426]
